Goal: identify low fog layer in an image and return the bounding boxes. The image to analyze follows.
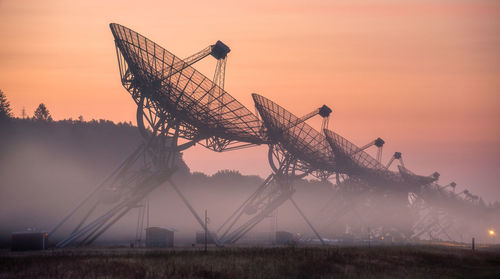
[0,119,333,246]
[0,119,498,247]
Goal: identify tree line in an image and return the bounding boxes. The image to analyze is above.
[2,89,500,208]
[0,89,133,127]
[1,89,52,121]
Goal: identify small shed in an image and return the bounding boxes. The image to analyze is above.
[145,227,175,248]
[275,231,295,245]
[11,230,49,251]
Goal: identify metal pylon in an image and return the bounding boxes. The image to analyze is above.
[216,145,325,245]
[51,105,220,247]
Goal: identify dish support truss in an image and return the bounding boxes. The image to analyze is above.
[215,144,326,245]
[216,96,334,245]
[322,128,492,242]
[322,129,441,241]
[109,23,265,152]
[408,182,494,242]
[50,99,219,247]
[49,24,256,247]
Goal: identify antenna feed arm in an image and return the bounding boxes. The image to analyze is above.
[180,39,230,68]
[353,137,385,155]
[283,104,332,130]
[386,152,404,168]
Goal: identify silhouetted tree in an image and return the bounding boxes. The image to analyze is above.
[33,103,53,121]
[212,169,243,179]
[0,90,12,120]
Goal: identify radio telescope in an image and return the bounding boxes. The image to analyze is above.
[216,94,334,245]
[410,179,500,242]
[45,23,499,247]
[323,128,440,239]
[322,128,496,242]
[50,23,267,247]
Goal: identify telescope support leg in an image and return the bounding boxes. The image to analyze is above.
[289,197,325,246]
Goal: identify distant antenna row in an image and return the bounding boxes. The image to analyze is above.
[50,24,496,247]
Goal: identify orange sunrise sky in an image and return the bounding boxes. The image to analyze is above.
[1,0,499,200]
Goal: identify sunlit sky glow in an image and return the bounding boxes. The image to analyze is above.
[1,0,499,200]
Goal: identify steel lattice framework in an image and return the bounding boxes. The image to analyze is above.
[110,23,265,151]
[323,128,435,240]
[253,94,334,177]
[216,94,334,245]
[51,23,269,247]
[324,130,385,172]
[324,128,441,193]
[322,128,499,242]
[324,129,401,187]
[49,23,499,247]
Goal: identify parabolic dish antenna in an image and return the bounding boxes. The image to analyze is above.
[53,23,268,248]
[398,165,439,186]
[252,93,334,176]
[110,23,265,151]
[217,94,334,245]
[323,129,436,191]
[324,129,387,175]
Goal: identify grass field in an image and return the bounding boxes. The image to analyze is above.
[1,245,500,278]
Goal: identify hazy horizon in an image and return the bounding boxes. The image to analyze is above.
[1,0,499,200]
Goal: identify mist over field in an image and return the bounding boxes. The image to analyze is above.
[0,119,138,244]
[0,1,499,277]
[0,118,335,247]
[1,118,498,248]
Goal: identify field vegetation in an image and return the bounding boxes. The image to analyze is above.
[1,245,500,278]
